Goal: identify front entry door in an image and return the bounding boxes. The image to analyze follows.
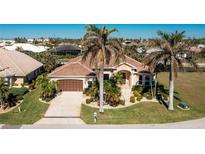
[122,72,126,84]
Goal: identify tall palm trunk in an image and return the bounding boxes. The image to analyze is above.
[169,56,174,110]
[154,73,158,97]
[150,77,154,98]
[99,66,104,113]
[0,91,2,108]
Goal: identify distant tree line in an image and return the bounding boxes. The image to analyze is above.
[14,37,28,43]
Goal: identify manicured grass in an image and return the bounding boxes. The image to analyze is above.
[0,88,49,124]
[81,72,205,124]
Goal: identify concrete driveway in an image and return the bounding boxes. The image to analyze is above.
[36,92,85,124]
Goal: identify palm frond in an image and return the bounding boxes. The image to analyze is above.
[184,57,200,72]
[107,28,118,35]
[85,25,100,34]
[174,56,186,72]
[104,48,112,65]
[157,31,170,41]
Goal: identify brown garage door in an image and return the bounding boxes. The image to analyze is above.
[58,79,83,91]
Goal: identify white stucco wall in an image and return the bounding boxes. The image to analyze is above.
[114,63,133,72]
[114,63,137,86]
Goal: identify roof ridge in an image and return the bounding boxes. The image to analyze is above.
[48,62,73,76]
[77,62,93,72]
[125,55,143,65]
[5,51,26,76]
[49,56,83,76]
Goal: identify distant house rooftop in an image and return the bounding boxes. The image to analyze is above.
[0,49,43,77]
[49,43,81,55]
[3,43,48,53]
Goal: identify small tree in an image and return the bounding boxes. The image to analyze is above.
[36,75,56,100]
[31,52,58,73]
[0,78,9,108]
[104,80,121,106]
[111,72,124,85]
[40,81,56,100]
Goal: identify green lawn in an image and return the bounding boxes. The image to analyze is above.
[81,72,205,124]
[0,88,49,124]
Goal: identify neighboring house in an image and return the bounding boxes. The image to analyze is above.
[189,46,202,53]
[3,43,48,53]
[137,47,145,53]
[48,55,154,91]
[146,47,163,55]
[0,49,43,87]
[188,44,205,53]
[197,44,205,49]
[49,43,81,55]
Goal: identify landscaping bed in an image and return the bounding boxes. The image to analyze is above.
[0,87,29,112]
[81,72,205,124]
[0,88,49,124]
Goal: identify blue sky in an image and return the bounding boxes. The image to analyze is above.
[0,24,205,39]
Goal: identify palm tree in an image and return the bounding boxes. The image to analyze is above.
[36,75,56,100]
[0,78,9,108]
[82,25,124,113]
[144,31,198,110]
[41,81,56,100]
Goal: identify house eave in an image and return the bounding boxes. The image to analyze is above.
[48,75,96,78]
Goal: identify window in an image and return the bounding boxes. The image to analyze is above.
[104,74,109,80]
[145,75,150,80]
[87,81,92,88]
[139,75,142,84]
[145,82,150,86]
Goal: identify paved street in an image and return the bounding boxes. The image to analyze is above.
[1,117,205,129]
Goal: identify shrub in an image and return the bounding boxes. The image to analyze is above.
[119,99,125,105]
[83,88,91,96]
[143,92,148,97]
[43,97,53,102]
[24,82,29,86]
[86,98,92,104]
[16,96,23,101]
[9,87,29,97]
[130,96,135,103]
[143,92,152,100]
[135,85,143,93]
[136,95,143,101]
[146,95,153,100]
[29,81,35,90]
[133,90,141,97]
[7,93,16,106]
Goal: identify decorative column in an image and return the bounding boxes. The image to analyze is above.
[131,72,134,87]
[9,77,13,88]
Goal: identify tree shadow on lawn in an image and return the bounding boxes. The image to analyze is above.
[157,91,182,110]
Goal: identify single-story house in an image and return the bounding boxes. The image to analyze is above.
[146,47,163,54]
[0,49,43,87]
[48,54,154,91]
[49,43,81,55]
[4,43,48,53]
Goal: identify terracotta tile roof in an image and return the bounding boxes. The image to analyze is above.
[0,48,43,77]
[48,62,95,77]
[49,54,150,77]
